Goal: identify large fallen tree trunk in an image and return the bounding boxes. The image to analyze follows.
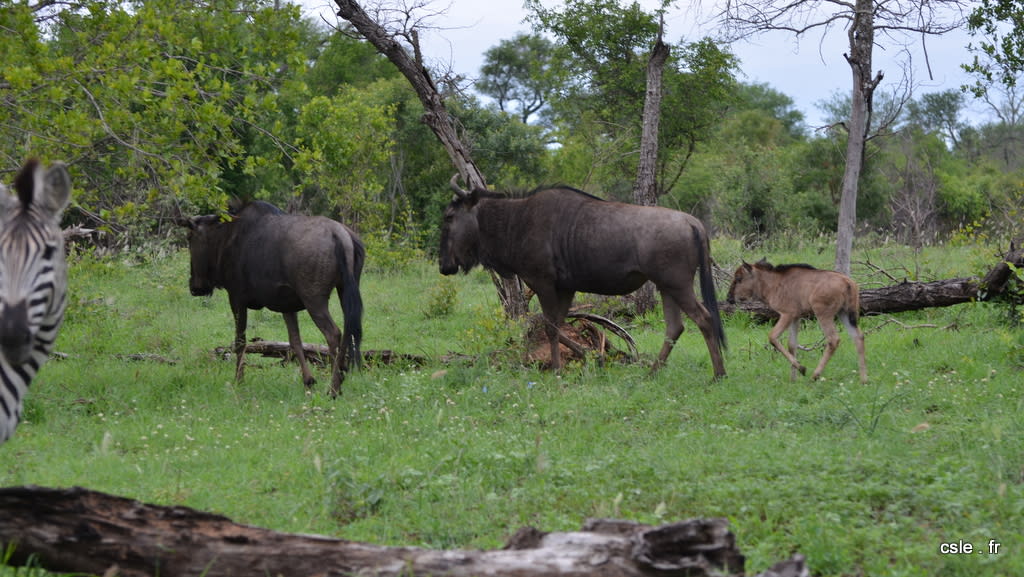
[0,485,807,577]
[723,244,1024,321]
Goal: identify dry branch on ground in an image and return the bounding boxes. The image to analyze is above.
[0,485,808,577]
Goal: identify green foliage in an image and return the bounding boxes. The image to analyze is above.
[525,0,739,196]
[965,0,1024,95]
[4,0,1024,258]
[1,0,316,238]
[423,277,459,319]
[477,33,561,124]
[294,82,396,224]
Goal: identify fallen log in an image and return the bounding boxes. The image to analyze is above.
[0,485,807,577]
[722,277,981,321]
[213,340,427,367]
[722,244,1024,322]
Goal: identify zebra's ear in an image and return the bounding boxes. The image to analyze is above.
[39,162,72,217]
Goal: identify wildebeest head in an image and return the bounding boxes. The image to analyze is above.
[439,175,481,275]
[177,214,228,297]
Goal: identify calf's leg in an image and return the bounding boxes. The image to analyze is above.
[788,323,800,382]
[811,315,841,380]
[768,314,806,377]
[841,313,868,383]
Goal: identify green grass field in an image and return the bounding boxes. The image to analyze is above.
[2,239,1022,576]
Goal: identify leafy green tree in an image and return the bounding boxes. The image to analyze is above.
[306,25,400,96]
[905,89,967,148]
[965,0,1024,95]
[477,33,561,125]
[730,82,807,142]
[293,81,396,227]
[525,0,738,198]
[1,0,322,243]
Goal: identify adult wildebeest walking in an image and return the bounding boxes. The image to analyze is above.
[727,259,867,383]
[179,200,364,396]
[0,159,71,445]
[440,178,726,378]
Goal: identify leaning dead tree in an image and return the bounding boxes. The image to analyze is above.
[0,485,809,577]
[332,0,527,318]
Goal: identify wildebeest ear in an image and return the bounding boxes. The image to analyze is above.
[174,217,194,229]
[227,196,246,215]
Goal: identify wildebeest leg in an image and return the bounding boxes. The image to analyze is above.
[841,313,868,384]
[651,294,685,373]
[661,290,727,378]
[811,314,841,381]
[231,303,248,382]
[768,314,806,377]
[306,301,344,397]
[788,323,800,382]
[535,289,574,370]
[282,311,316,389]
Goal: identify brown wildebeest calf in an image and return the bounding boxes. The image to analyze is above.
[727,259,867,383]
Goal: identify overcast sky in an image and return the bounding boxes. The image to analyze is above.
[301,0,989,129]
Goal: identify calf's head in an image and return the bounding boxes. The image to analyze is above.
[726,262,759,304]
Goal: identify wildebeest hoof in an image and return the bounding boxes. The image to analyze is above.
[304,377,317,388]
[797,365,807,376]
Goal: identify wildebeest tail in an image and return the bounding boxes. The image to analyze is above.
[336,235,364,369]
[694,226,727,352]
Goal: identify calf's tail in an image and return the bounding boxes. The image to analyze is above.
[843,278,861,328]
[336,235,364,369]
[695,226,727,353]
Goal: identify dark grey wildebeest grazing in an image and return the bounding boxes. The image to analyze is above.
[179,200,364,396]
[0,159,72,445]
[440,178,726,378]
[727,259,867,384]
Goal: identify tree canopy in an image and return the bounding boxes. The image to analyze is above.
[0,0,1021,254]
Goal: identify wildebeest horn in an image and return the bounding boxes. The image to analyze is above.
[449,173,469,199]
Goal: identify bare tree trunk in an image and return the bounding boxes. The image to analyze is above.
[631,22,669,315]
[333,0,527,318]
[0,485,816,577]
[835,0,884,275]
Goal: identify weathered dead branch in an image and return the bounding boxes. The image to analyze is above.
[213,340,426,367]
[0,485,808,577]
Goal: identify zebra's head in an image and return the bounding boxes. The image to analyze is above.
[0,160,71,366]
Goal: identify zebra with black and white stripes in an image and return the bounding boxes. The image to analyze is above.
[0,159,71,445]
